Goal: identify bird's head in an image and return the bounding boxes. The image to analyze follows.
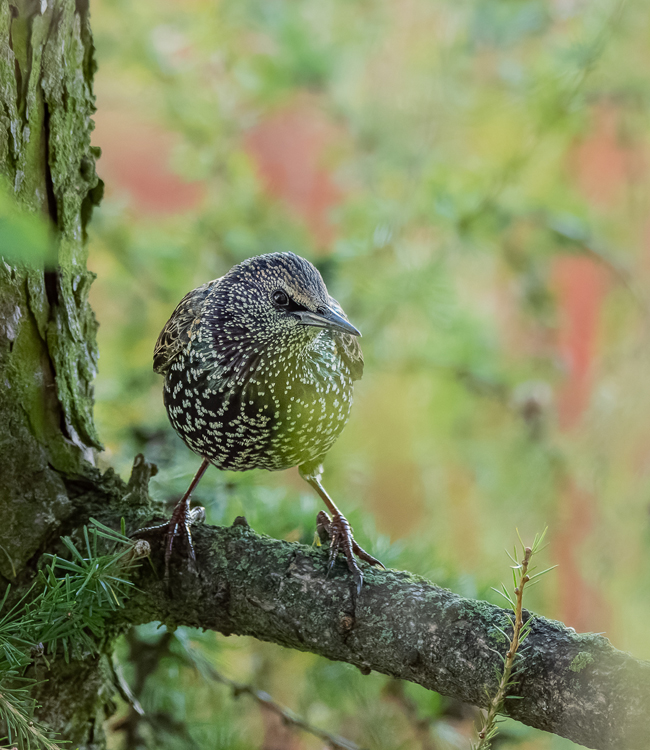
[207,253,360,349]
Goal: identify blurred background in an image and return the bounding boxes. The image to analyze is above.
[86,0,650,747]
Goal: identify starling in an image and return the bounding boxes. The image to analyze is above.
[149,252,382,591]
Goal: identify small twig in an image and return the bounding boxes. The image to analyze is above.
[110,629,177,749]
[110,658,144,717]
[0,691,60,750]
[474,529,553,749]
[476,549,531,748]
[175,632,365,750]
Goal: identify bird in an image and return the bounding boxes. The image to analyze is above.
[147,251,383,592]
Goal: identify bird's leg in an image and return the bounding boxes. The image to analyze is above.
[163,458,209,579]
[301,467,384,594]
[134,457,209,581]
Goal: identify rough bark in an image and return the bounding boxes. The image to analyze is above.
[1,2,649,750]
[0,0,105,746]
[0,0,102,574]
[117,491,649,750]
[58,455,650,750]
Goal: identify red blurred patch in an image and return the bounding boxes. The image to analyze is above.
[92,110,204,215]
[550,110,624,633]
[551,256,610,632]
[552,255,609,430]
[571,102,642,207]
[245,100,343,248]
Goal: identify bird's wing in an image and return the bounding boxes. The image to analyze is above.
[329,295,364,382]
[153,278,220,374]
[336,333,364,381]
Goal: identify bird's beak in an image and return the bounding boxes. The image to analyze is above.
[295,307,362,337]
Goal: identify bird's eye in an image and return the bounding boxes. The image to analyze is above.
[272,289,290,307]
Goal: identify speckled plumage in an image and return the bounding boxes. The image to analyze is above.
[148,252,381,592]
[154,252,363,474]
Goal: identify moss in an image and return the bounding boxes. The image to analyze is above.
[0,0,104,657]
[0,0,104,458]
[39,0,103,450]
[0,4,22,179]
[489,627,507,644]
[569,651,595,673]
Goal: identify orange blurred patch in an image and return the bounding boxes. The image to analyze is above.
[245,98,344,249]
[571,101,643,207]
[92,109,204,215]
[551,255,610,633]
[552,255,609,430]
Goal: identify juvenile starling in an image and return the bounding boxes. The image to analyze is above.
[150,252,382,591]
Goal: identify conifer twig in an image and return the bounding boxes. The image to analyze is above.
[473,529,553,749]
[0,520,144,750]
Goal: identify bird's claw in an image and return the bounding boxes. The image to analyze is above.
[188,506,206,526]
[133,502,205,583]
[163,502,206,580]
[316,510,384,595]
[316,510,332,546]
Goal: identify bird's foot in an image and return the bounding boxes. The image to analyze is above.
[164,503,206,575]
[316,510,384,595]
[133,503,205,583]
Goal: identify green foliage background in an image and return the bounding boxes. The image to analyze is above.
[85,0,650,747]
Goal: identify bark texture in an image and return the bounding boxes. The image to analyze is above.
[120,500,650,750]
[0,3,649,750]
[0,0,101,579]
[0,0,105,746]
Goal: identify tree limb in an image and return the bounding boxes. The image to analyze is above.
[111,510,650,750]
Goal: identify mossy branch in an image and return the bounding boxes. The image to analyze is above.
[115,512,650,750]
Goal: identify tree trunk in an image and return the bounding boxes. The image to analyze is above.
[0,0,106,745]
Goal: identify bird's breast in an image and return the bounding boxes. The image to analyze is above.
[162,341,355,472]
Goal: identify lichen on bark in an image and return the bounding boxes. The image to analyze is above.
[111,507,650,750]
[0,0,102,580]
[0,3,107,744]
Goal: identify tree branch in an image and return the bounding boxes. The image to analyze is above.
[111,510,650,750]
